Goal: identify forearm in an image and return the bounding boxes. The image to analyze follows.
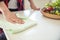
[28,0,34,4]
[28,0,36,7]
[0,2,10,14]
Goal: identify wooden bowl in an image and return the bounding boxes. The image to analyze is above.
[41,10,60,20]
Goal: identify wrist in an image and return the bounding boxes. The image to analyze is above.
[0,2,10,14]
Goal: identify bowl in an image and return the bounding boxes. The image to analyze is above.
[41,10,60,20]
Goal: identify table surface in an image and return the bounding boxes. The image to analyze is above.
[0,10,60,40]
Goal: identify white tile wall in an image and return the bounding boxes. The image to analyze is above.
[25,0,51,9]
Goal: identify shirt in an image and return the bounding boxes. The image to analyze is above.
[0,0,24,11]
[8,0,18,9]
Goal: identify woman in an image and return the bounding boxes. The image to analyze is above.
[4,0,40,11]
[0,0,40,24]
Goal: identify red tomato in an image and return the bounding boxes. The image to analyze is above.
[47,6,53,11]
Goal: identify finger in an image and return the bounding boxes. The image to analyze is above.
[18,18,25,24]
[7,19,16,24]
[10,17,18,23]
[37,8,40,10]
[10,17,25,24]
[35,8,40,10]
[15,18,25,24]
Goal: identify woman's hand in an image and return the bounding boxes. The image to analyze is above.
[4,12,24,24]
[0,2,24,24]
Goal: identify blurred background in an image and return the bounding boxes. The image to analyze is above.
[24,0,52,9]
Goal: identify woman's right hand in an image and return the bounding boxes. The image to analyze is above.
[4,12,24,24]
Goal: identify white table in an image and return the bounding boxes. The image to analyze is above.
[0,10,60,40]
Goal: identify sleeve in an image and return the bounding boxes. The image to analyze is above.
[0,0,4,2]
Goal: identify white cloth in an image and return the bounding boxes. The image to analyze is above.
[8,0,18,9]
[0,14,36,34]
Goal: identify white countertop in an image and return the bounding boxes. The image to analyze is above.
[0,10,60,40]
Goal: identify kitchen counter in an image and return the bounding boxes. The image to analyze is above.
[0,10,60,40]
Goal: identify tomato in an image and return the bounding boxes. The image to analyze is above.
[47,6,53,11]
